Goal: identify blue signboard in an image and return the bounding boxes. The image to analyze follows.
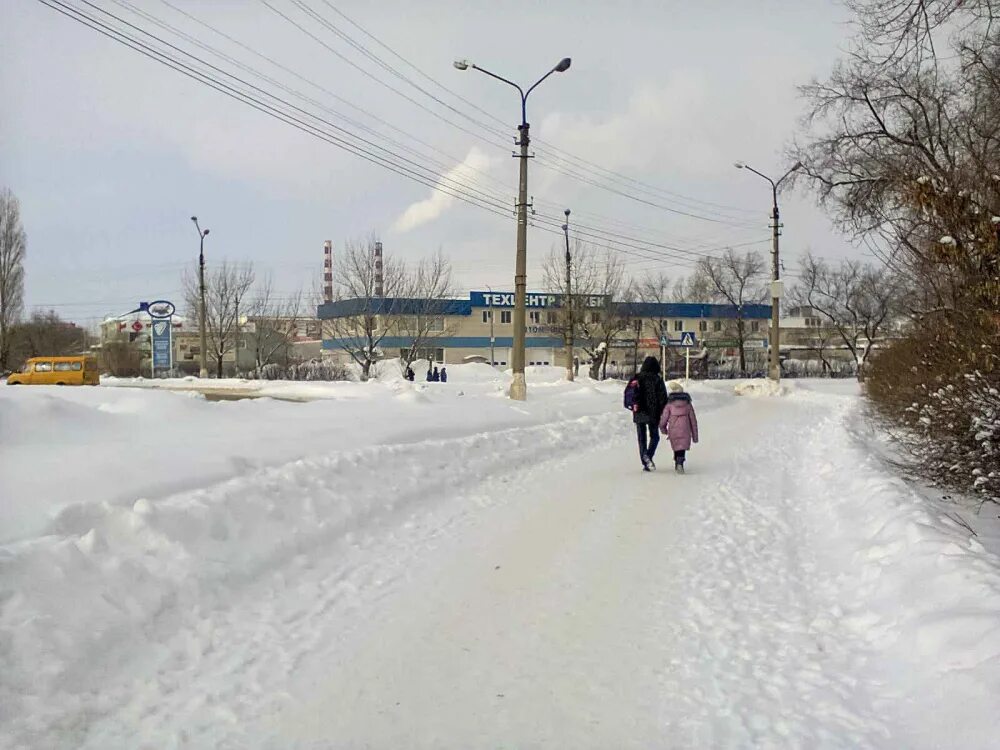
[151,319,172,372]
[470,291,606,309]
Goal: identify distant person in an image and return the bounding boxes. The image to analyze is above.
[405,366,415,382]
[426,367,433,382]
[659,380,699,473]
[432,366,440,382]
[440,367,447,383]
[625,356,667,472]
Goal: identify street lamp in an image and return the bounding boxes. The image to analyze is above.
[455,56,571,400]
[191,216,210,379]
[733,161,802,382]
[562,208,574,382]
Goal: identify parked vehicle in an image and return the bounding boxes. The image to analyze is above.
[6,356,99,386]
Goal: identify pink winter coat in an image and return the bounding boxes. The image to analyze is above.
[659,394,699,451]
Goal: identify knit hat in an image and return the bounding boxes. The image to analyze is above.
[667,380,684,393]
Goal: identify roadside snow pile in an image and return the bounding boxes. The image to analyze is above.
[0,372,620,543]
[805,404,1000,747]
[733,378,797,397]
[0,413,620,747]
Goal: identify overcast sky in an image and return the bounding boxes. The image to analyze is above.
[1,0,861,326]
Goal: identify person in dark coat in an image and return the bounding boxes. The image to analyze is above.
[426,367,433,382]
[432,366,440,382]
[633,356,668,471]
[440,367,448,383]
[405,366,415,382]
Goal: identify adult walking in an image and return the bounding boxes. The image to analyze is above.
[631,356,668,472]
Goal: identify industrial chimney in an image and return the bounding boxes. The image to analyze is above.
[323,240,333,303]
[374,241,384,298]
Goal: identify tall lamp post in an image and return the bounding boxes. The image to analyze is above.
[562,208,574,382]
[733,161,801,382]
[455,56,571,400]
[190,216,210,379]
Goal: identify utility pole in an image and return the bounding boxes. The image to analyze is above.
[191,216,209,379]
[486,283,496,367]
[733,161,801,382]
[562,208,573,382]
[768,188,781,383]
[454,56,571,400]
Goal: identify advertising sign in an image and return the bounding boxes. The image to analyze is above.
[151,319,172,372]
[470,291,606,309]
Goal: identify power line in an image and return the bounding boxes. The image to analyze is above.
[39,0,769,279]
[311,0,760,219]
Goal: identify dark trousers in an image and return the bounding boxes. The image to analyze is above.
[674,449,687,465]
[636,422,659,463]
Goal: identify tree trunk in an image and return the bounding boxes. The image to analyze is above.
[216,355,224,379]
[361,360,371,381]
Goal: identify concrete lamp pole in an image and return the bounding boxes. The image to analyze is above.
[733,161,802,382]
[562,208,574,382]
[455,56,572,400]
[191,216,210,379]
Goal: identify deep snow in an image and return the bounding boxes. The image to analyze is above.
[2,372,1000,749]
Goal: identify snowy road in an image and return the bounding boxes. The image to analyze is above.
[3,378,1000,749]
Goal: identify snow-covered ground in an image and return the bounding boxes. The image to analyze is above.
[2,371,1000,748]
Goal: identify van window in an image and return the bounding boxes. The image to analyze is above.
[73,362,83,371]
[54,362,75,371]
[34,362,53,372]
[21,362,32,373]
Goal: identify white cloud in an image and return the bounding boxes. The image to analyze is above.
[391,147,496,233]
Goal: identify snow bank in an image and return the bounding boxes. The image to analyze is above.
[0,371,619,543]
[733,378,797,397]
[804,401,1000,747]
[0,413,619,746]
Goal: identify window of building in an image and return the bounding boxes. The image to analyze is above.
[482,310,492,324]
[591,312,600,324]
[751,321,760,332]
[428,317,445,332]
[34,362,53,372]
[501,310,512,324]
[547,312,557,325]
[674,320,683,332]
[529,311,541,324]
[713,320,722,332]
[698,320,708,332]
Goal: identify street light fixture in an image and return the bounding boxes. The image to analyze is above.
[455,56,571,400]
[733,161,802,382]
[191,216,210,379]
[562,208,574,382]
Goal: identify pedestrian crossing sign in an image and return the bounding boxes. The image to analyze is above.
[678,332,697,347]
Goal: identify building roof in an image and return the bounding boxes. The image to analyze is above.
[317,296,772,320]
[318,297,472,319]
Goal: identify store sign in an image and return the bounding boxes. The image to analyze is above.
[470,291,606,309]
[151,319,172,372]
[148,300,176,319]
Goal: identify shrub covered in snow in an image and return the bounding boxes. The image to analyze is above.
[867,317,1000,506]
[241,360,352,382]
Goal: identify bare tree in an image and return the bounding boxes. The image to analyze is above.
[542,239,601,380]
[326,235,406,381]
[794,255,901,379]
[694,250,767,375]
[11,310,89,364]
[184,261,255,378]
[246,275,303,374]
[398,249,456,374]
[573,252,633,380]
[0,188,26,373]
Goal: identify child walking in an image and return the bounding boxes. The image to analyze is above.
[659,380,699,473]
